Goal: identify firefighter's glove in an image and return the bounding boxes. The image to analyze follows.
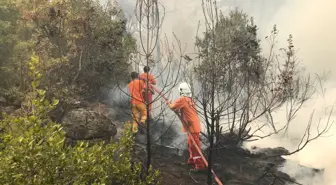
[167,101,173,109]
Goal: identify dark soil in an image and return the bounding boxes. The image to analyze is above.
[134,133,324,185]
[150,146,292,185]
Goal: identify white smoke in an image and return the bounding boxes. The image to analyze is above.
[102,0,336,184]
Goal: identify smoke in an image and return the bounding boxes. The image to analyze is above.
[102,0,336,184]
[243,1,336,185]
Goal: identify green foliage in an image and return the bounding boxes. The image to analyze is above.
[195,9,263,93]
[0,0,32,100]
[30,0,135,97]
[0,55,160,185]
[0,0,136,101]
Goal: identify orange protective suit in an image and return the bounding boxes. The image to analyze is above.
[140,73,156,117]
[170,97,206,169]
[128,79,147,133]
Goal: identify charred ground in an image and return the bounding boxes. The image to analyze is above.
[134,132,324,185]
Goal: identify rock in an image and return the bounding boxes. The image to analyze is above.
[89,102,126,140]
[0,96,7,105]
[114,122,125,140]
[48,99,89,123]
[90,102,114,119]
[0,106,16,119]
[255,147,290,156]
[61,108,117,141]
[1,106,15,114]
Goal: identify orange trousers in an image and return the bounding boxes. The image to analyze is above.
[131,103,147,133]
[187,133,206,169]
[143,92,153,117]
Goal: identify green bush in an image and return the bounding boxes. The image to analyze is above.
[0,55,161,185]
[0,0,136,100]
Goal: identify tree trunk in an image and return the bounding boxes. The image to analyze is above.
[215,112,220,144]
[207,120,214,185]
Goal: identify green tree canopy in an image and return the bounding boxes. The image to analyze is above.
[0,0,136,102]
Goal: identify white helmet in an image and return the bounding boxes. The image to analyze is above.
[178,82,192,97]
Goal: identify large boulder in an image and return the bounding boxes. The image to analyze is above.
[61,108,117,141]
[89,102,126,140]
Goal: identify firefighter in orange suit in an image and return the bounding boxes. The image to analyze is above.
[140,66,156,118]
[167,82,206,171]
[128,72,147,134]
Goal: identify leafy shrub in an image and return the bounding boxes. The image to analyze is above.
[0,0,136,101]
[0,55,160,185]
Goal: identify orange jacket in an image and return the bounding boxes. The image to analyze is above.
[128,79,145,105]
[140,73,156,85]
[170,97,201,133]
[140,73,156,94]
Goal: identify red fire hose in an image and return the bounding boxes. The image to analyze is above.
[148,84,224,185]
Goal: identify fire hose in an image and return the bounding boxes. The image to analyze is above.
[148,84,224,185]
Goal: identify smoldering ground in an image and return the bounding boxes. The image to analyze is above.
[103,0,336,184]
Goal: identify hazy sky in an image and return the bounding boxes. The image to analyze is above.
[103,0,336,184]
[109,0,336,80]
